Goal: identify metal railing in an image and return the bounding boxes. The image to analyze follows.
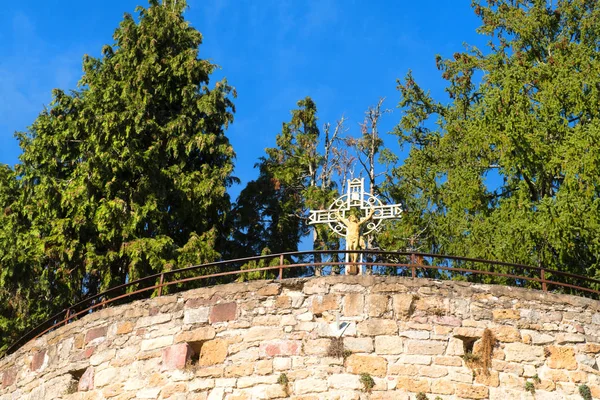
[4,250,600,357]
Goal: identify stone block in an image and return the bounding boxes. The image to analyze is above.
[1,367,17,388]
[396,376,430,393]
[30,350,47,371]
[405,339,446,355]
[184,307,210,324]
[357,319,398,336]
[327,373,362,390]
[374,336,403,355]
[294,377,328,394]
[85,326,108,344]
[175,326,216,343]
[345,354,387,377]
[455,383,489,399]
[257,284,281,296]
[503,342,544,363]
[199,339,228,366]
[343,293,364,316]
[163,343,194,370]
[392,294,414,318]
[367,294,388,317]
[492,309,520,321]
[431,379,455,395]
[311,294,339,314]
[141,335,174,351]
[259,340,302,358]
[210,303,237,324]
[546,346,577,370]
[95,367,118,388]
[343,337,374,353]
[492,326,520,343]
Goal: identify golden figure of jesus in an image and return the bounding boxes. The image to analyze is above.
[336,208,375,274]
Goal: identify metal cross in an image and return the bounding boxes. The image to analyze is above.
[308,178,402,274]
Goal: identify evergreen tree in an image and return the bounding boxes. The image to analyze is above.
[385,0,600,285]
[1,0,236,351]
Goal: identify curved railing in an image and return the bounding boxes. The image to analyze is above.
[3,250,600,357]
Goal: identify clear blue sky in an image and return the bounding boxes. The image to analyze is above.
[0,0,487,196]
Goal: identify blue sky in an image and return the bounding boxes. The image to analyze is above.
[0,0,487,196]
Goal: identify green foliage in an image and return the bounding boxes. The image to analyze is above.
[385,0,600,284]
[579,384,592,400]
[359,373,375,392]
[525,381,535,394]
[1,0,235,352]
[415,393,428,400]
[234,97,340,267]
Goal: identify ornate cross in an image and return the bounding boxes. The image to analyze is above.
[308,178,402,274]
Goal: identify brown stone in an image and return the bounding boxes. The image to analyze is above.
[584,343,600,354]
[367,294,388,317]
[455,383,489,399]
[405,340,447,355]
[393,293,414,318]
[161,383,187,398]
[175,326,216,343]
[396,376,430,393]
[546,346,578,370]
[2,367,17,388]
[30,350,46,371]
[343,293,364,316]
[257,284,281,296]
[275,295,291,308]
[431,379,455,395]
[492,326,521,343]
[148,372,167,387]
[475,370,499,387]
[102,384,123,398]
[434,356,463,367]
[85,326,108,344]
[199,339,228,366]
[345,354,387,377]
[492,309,520,321]
[74,334,85,349]
[311,294,339,314]
[225,363,255,377]
[116,321,134,335]
[255,359,273,375]
[162,343,194,370]
[209,302,237,323]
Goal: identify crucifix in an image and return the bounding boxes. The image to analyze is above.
[308,178,402,275]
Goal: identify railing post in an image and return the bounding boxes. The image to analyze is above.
[411,252,416,279]
[278,255,284,280]
[157,273,164,297]
[541,269,547,292]
[64,308,70,326]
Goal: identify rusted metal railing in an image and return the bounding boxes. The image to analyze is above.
[3,250,600,358]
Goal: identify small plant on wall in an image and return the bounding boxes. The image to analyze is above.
[360,373,375,393]
[579,384,592,400]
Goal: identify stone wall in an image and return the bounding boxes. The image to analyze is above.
[2,276,600,400]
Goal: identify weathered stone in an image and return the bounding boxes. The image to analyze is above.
[175,326,216,343]
[503,343,545,363]
[141,335,173,351]
[396,376,430,393]
[162,343,194,370]
[257,284,281,296]
[311,294,339,314]
[345,354,387,377]
[392,294,414,318]
[85,326,108,344]
[556,333,585,345]
[94,367,118,388]
[405,340,447,355]
[357,319,398,336]
[259,340,302,358]
[546,346,578,370]
[455,383,489,399]
[327,373,362,390]
[367,294,388,317]
[343,337,374,353]
[209,302,237,324]
[199,339,228,366]
[343,293,364,316]
[431,379,455,395]
[135,313,171,328]
[30,350,47,371]
[295,378,328,394]
[1,367,17,388]
[184,307,210,324]
[493,309,520,321]
[116,321,134,335]
[374,336,403,355]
